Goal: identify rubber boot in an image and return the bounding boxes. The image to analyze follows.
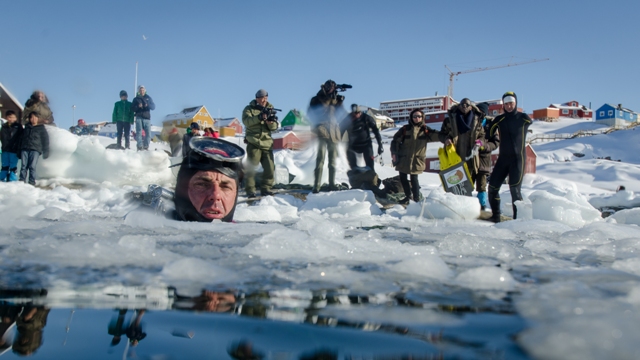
[9,168,18,182]
[509,186,523,220]
[477,191,488,210]
[488,186,501,223]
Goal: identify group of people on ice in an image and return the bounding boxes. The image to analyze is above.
[159,80,530,225]
[2,83,530,225]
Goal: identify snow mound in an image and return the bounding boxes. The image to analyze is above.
[37,126,174,186]
[300,189,382,216]
[404,188,480,220]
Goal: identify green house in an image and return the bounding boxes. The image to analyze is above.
[280,109,310,130]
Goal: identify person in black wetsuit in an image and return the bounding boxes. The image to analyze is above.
[486,91,532,222]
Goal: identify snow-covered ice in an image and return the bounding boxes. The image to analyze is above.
[1,118,640,359]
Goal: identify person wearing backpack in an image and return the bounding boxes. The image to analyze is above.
[390,109,440,204]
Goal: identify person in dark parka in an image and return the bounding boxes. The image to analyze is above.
[20,112,50,186]
[487,91,532,222]
[390,109,440,204]
[438,98,486,195]
[1,110,23,182]
[341,104,383,171]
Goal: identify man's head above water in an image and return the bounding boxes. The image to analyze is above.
[174,138,244,222]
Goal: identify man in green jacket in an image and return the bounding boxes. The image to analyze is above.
[112,90,134,149]
[242,89,279,198]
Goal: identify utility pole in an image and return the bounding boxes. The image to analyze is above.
[445,57,549,99]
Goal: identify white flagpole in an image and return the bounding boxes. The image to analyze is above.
[134,62,138,96]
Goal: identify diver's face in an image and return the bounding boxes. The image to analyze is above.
[188,170,237,220]
[503,101,516,113]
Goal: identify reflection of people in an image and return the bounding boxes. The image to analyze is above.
[112,90,134,149]
[1,110,23,182]
[131,85,155,151]
[487,92,532,222]
[190,290,236,312]
[309,80,344,193]
[20,112,50,186]
[108,309,128,346]
[12,305,50,356]
[173,138,244,222]
[439,98,486,196]
[22,91,54,125]
[390,109,439,204]
[341,104,383,171]
[242,89,278,198]
[228,340,264,360]
[126,309,146,347]
[0,303,21,352]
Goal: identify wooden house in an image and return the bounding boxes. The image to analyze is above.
[0,81,23,120]
[214,117,243,135]
[273,131,303,150]
[595,104,638,127]
[162,105,214,130]
[280,109,310,131]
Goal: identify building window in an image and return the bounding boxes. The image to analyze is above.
[425,115,430,120]
[600,111,604,117]
[608,110,613,116]
[492,110,498,115]
[572,102,576,106]
[562,109,569,114]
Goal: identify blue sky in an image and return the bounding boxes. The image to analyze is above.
[2,0,638,129]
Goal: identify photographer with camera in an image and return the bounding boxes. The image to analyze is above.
[242,89,280,198]
[308,79,350,193]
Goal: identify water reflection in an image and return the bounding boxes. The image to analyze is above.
[0,286,526,359]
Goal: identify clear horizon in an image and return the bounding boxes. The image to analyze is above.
[2,0,638,129]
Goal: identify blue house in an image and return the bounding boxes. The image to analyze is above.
[595,103,638,127]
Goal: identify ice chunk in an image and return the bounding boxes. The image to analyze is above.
[454,266,518,291]
[404,188,480,220]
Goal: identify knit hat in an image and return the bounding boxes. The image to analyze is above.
[120,90,128,97]
[255,89,268,98]
[190,122,200,130]
[476,102,489,115]
[138,85,145,90]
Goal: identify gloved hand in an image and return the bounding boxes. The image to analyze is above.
[378,145,384,155]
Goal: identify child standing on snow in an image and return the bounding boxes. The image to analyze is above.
[1,110,24,182]
[20,111,49,186]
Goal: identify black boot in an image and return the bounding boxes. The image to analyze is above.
[411,176,421,202]
[509,185,523,220]
[488,186,501,221]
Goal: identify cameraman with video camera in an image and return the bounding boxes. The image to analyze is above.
[242,89,280,198]
[308,79,350,193]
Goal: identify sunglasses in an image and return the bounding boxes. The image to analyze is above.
[460,103,471,108]
[190,137,245,163]
[412,114,423,119]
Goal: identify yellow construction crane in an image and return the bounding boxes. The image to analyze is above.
[445,57,549,99]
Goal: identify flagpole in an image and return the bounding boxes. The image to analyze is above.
[134,61,138,96]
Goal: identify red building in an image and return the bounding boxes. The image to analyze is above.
[214,117,243,134]
[273,131,303,150]
[547,101,593,120]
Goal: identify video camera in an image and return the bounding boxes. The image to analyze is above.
[335,84,352,92]
[331,83,352,102]
[261,107,282,122]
